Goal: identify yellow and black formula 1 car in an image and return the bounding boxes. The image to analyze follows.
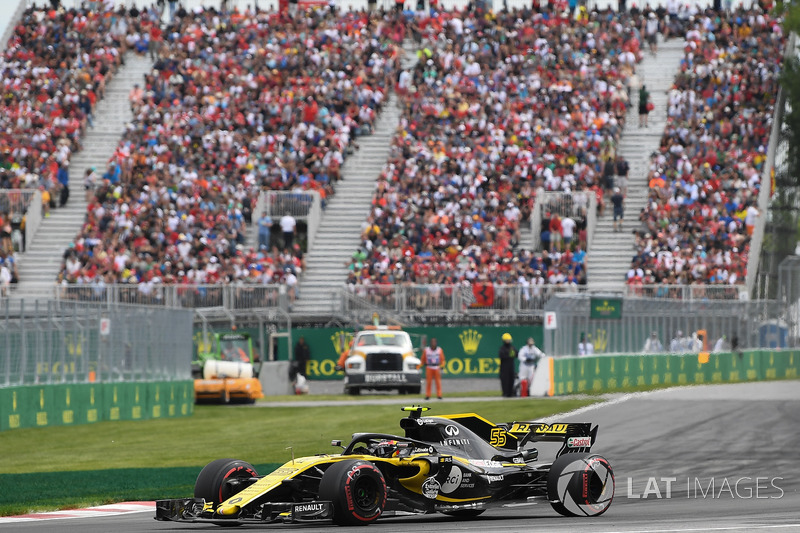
[156,406,614,526]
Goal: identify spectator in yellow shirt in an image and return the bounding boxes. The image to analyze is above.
[41,188,51,218]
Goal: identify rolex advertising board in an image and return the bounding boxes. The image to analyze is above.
[224,326,544,380]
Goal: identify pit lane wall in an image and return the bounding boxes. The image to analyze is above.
[547,350,800,396]
[0,381,194,431]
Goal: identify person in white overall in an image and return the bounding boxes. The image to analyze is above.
[518,337,544,397]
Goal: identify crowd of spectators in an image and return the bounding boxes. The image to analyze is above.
[0,6,159,190]
[350,6,645,301]
[0,4,152,287]
[57,6,404,290]
[629,8,784,289]
[2,3,785,300]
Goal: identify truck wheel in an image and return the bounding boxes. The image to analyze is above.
[195,458,259,507]
[319,460,386,526]
[346,387,361,396]
[547,453,614,517]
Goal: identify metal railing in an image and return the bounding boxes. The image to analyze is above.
[340,283,588,321]
[54,283,289,311]
[0,189,41,253]
[586,193,598,254]
[530,187,544,251]
[539,191,592,220]
[49,281,578,319]
[624,284,746,301]
[252,190,322,249]
[1,1,27,56]
[531,190,593,252]
[30,0,281,11]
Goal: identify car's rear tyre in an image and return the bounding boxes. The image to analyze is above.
[194,458,259,507]
[319,460,387,526]
[547,453,614,517]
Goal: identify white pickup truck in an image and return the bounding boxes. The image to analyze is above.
[341,326,422,395]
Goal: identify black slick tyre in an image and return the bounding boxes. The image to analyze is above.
[546,453,614,517]
[319,460,387,526]
[194,458,259,506]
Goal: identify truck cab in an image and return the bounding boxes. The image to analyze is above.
[342,326,422,395]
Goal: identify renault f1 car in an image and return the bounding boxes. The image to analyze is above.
[156,406,614,526]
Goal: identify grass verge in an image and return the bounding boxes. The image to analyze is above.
[0,398,597,516]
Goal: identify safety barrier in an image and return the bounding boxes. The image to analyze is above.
[0,380,194,431]
[233,324,544,380]
[550,350,800,396]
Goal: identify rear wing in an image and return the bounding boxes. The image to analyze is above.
[504,422,599,456]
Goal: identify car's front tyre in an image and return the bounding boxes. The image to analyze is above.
[547,453,614,517]
[194,458,259,507]
[319,460,387,526]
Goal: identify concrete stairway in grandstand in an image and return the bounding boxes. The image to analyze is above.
[290,43,418,316]
[12,53,153,299]
[586,36,685,293]
[518,223,534,252]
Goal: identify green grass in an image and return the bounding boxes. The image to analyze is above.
[0,398,597,516]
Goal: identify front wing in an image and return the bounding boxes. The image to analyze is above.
[155,498,333,524]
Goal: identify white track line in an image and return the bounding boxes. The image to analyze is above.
[594,525,800,533]
[428,518,800,533]
[0,501,154,523]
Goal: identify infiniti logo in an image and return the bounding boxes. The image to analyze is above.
[444,425,460,436]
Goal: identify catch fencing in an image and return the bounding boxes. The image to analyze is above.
[0,299,193,387]
[543,293,787,357]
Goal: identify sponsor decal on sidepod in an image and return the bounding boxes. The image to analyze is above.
[422,478,441,499]
[440,466,463,494]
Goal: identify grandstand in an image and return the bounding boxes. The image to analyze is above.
[0,0,787,326]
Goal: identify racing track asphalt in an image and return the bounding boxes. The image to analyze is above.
[3,380,799,533]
